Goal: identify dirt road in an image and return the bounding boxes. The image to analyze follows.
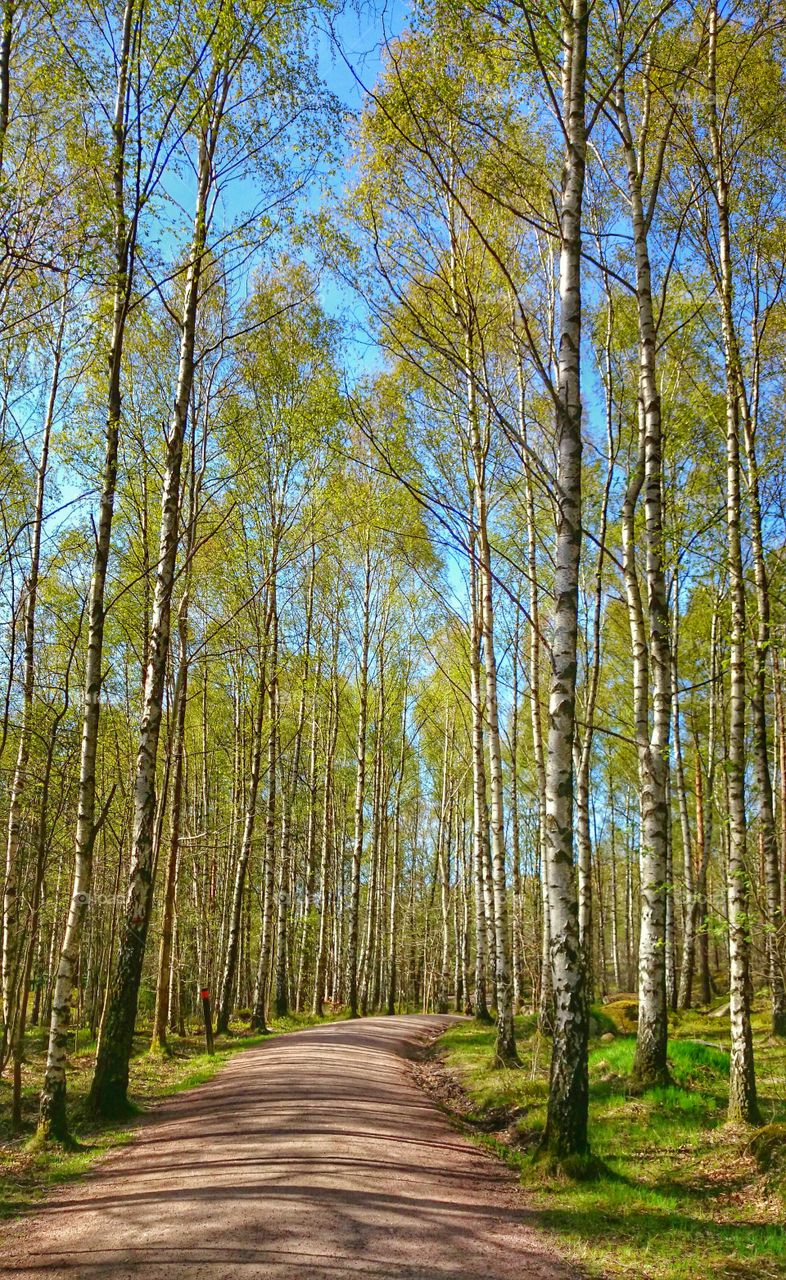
[2,1015,577,1278]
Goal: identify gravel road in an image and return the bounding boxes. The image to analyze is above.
[1,1015,578,1279]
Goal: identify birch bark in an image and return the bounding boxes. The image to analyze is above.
[518,381,552,1027]
[615,65,672,1087]
[542,0,590,1158]
[3,290,65,1063]
[313,625,340,1016]
[216,635,268,1034]
[708,0,759,1122]
[274,564,314,1016]
[90,61,228,1115]
[39,0,139,1140]
[386,676,408,1015]
[469,528,491,1022]
[151,413,208,1050]
[744,312,786,1034]
[252,581,278,1032]
[347,544,371,1017]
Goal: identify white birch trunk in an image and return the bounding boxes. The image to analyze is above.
[347,544,371,1017]
[616,67,671,1087]
[38,1,138,1140]
[708,0,759,1122]
[90,64,227,1114]
[542,0,590,1158]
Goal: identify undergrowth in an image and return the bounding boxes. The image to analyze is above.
[434,997,786,1280]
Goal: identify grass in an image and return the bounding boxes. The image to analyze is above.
[0,1008,345,1221]
[434,996,786,1280]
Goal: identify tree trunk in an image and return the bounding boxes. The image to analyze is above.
[519,390,552,1030]
[468,530,491,1023]
[510,610,523,1013]
[673,588,697,1010]
[708,0,759,1123]
[476,500,517,1066]
[313,626,340,1017]
[609,796,621,990]
[216,622,268,1034]
[574,285,615,1006]
[347,545,371,1018]
[296,578,321,1012]
[743,340,786,1034]
[252,585,279,1032]
[151,416,207,1052]
[38,1,139,1141]
[386,675,408,1015]
[542,0,590,1159]
[0,0,14,175]
[773,650,786,920]
[274,563,314,1017]
[616,66,671,1088]
[3,288,65,1071]
[436,708,451,1015]
[89,67,225,1116]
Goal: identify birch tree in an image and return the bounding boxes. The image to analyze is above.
[38,0,146,1141]
[541,0,591,1159]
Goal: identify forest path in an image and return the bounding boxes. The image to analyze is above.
[2,1015,577,1278]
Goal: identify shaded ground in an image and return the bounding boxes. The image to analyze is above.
[0,1015,578,1278]
[0,1015,338,1218]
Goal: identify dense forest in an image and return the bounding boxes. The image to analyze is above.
[0,0,784,1183]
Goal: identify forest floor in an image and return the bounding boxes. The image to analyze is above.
[419,996,786,1280]
[0,1008,346,1220]
[0,1014,577,1279]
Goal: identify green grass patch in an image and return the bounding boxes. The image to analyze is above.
[435,1004,786,1280]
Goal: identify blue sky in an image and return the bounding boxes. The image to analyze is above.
[310,2,409,376]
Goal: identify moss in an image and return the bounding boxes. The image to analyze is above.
[534,1147,608,1182]
[601,998,640,1034]
[588,1004,619,1037]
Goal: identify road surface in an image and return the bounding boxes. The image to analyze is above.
[2,1015,577,1278]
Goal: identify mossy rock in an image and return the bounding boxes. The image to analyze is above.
[588,1005,618,1037]
[601,998,639,1034]
[747,1124,786,1174]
